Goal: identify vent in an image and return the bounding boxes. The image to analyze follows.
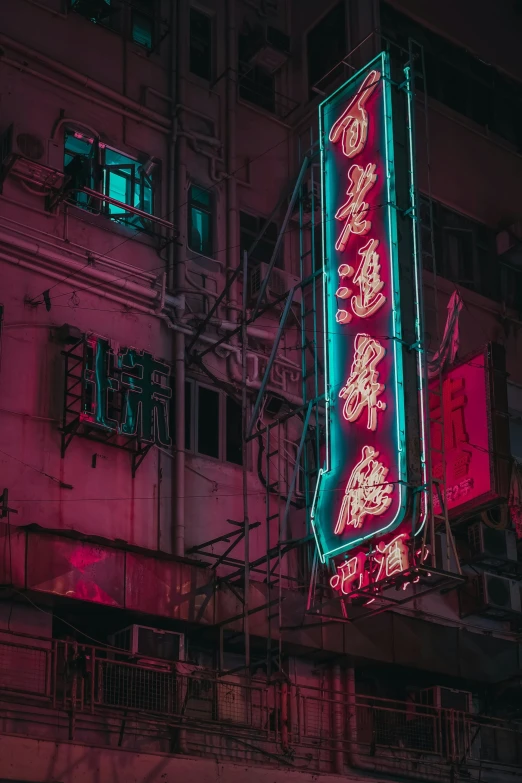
[462,573,521,618]
[467,521,517,563]
[420,686,472,713]
[241,24,291,73]
[109,625,185,663]
[250,262,301,303]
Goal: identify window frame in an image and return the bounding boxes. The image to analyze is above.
[239,210,283,269]
[130,0,157,50]
[63,129,156,229]
[306,2,346,100]
[188,183,215,258]
[189,6,214,81]
[185,379,246,466]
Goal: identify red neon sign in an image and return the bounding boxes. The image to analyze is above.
[330,534,428,602]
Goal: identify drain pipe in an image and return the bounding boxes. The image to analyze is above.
[346,666,358,768]
[226,0,239,319]
[331,665,345,775]
[171,0,187,559]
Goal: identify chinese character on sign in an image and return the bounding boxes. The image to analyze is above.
[430,376,468,452]
[120,348,172,447]
[329,554,365,595]
[83,336,119,432]
[374,534,409,580]
[334,163,377,252]
[329,534,423,600]
[329,70,381,158]
[81,336,172,448]
[335,445,392,533]
[335,238,386,324]
[339,333,386,430]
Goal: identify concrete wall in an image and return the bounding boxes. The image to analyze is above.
[0,733,360,783]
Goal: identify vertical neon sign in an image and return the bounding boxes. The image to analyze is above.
[312,52,409,562]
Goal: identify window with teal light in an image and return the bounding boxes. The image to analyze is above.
[131,0,155,49]
[64,130,97,209]
[188,185,213,257]
[63,130,155,230]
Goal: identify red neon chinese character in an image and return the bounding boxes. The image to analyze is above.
[374,534,409,581]
[339,333,386,431]
[334,163,377,252]
[335,238,386,324]
[329,70,381,158]
[330,555,364,595]
[335,445,393,534]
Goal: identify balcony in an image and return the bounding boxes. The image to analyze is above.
[0,635,521,779]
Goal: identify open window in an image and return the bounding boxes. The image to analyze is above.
[131,0,156,49]
[63,130,155,230]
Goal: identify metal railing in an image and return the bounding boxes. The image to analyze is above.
[0,636,521,778]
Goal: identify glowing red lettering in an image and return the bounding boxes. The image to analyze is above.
[335,445,393,534]
[339,333,386,430]
[329,70,381,158]
[334,163,377,252]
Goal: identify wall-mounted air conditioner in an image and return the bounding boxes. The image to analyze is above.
[467,522,518,563]
[496,221,522,267]
[291,180,320,224]
[461,573,521,618]
[109,625,185,663]
[250,262,302,304]
[420,686,472,713]
[242,24,291,73]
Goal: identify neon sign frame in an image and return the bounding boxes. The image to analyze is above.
[311,52,425,563]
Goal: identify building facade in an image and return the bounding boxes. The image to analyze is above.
[0,1,521,781]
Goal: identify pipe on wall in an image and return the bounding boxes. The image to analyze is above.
[0,230,168,310]
[331,665,345,775]
[171,0,188,560]
[0,54,169,137]
[0,35,170,130]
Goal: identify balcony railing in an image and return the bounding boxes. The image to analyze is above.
[0,636,521,778]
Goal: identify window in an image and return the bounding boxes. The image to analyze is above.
[185,381,244,465]
[70,0,116,27]
[380,2,522,151]
[64,130,155,229]
[238,63,276,114]
[240,211,282,269]
[190,8,213,80]
[131,0,155,49]
[188,185,213,257]
[64,130,97,209]
[420,197,498,300]
[307,4,346,99]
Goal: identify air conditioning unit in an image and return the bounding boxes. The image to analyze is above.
[250,262,302,304]
[467,522,518,563]
[496,221,522,265]
[109,625,185,663]
[461,573,521,618]
[242,24,291,73]
[291,180,320,223]
[421,686,472,713]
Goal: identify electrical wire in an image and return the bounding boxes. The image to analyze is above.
[26,116,322,306]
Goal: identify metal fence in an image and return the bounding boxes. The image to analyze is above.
[0,636,521,777]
